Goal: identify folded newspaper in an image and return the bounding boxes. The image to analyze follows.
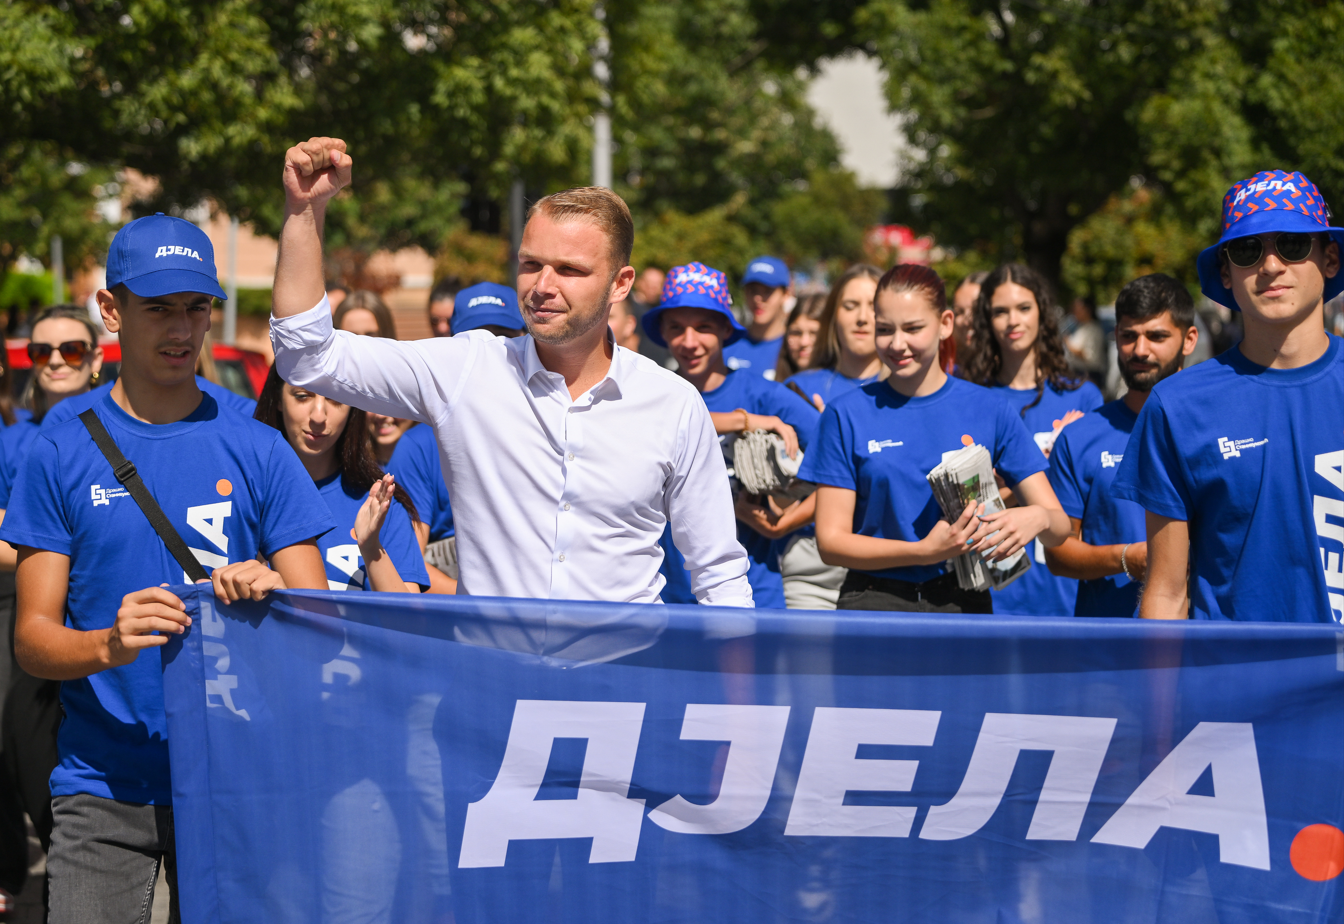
[730,430,815,503]
[926,443,1031,592]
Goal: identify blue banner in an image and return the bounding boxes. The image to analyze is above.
[161,588,1344,924]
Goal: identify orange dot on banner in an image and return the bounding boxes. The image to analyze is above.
[961,434,973,446]
[216,479,232,496]
[1291,824,1344,881]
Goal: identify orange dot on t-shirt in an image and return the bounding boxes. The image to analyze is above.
[960,434,973,446]
[216,479,232,496]
[350,528,357,540]
[1291,824,1344,881]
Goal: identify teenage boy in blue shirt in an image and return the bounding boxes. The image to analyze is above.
[644,263,819,608]
[723,256,791,380]
[0,215,334,923]
[1044,274,1199,616]
[1113,170,1344,622]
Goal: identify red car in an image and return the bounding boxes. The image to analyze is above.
[6,339,270,400]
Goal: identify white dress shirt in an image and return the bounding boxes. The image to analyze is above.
[271,299,753,606]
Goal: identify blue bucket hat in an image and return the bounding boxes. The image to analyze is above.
[1197,170,1344,310]
[741,255,790,289]
[641,262,747,348]
[106,213,227,300]
[451,282,524,335]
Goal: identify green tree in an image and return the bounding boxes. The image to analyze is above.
[0,141,115,295]
[858,0,1344,292]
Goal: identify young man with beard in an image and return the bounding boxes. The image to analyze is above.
[270,138,752,606]
[1043,274,1199,616]
[1113,170,1344,622]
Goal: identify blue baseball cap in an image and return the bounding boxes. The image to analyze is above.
[641,262,747,348]
[106,213,227,300]
[1197,170,1344,310]
[741,255,790,289]
[451,282,524,335]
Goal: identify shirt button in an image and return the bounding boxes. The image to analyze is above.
[563,503,571,511]
[567,452,575,461]
[558,553,566,562]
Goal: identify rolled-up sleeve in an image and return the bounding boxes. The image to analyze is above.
[664,398,754,608]
[270,297,473,424]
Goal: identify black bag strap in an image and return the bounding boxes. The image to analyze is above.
[79,409,210,583]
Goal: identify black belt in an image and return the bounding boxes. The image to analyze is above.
[840,569,964,601]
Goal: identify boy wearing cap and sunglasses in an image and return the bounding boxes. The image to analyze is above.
[1113,170,1344,623]
[0,214,334,922]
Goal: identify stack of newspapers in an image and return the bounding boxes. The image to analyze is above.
[731,430,814,504]
[926,443,1031,592]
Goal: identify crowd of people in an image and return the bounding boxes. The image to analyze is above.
[0,135,1339,921]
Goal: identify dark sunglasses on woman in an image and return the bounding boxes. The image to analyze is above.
[1222,232,1318,268]
[27,340,93,367]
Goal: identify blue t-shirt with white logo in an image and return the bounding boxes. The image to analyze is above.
[1047,400,1145,617]
[40,377,256,432]
[386,422,454,541]
[990,379,1104,616]
[0,392,335,803]
[699,369,821,608]
[314,472,429,592]
[799,377,1046,586]
[0,410,37,508]
[1113,336,1344,622]
[723,336,784,380]
[786,368,880,409]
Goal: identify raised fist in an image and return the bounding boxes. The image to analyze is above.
[283,136,352,208]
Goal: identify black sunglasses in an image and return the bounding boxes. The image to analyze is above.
[1222,232,1317,268]
[27,340,93,367]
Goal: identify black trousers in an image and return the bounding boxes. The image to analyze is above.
[836,571,992,613]
[0,581,62,896]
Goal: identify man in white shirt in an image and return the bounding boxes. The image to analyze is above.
[269,137,752,607]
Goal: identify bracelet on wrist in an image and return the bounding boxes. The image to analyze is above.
[1120,543,1133,581]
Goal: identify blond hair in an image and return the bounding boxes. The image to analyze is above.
[528,187,635,272]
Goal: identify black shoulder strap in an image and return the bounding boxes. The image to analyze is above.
[78,409,210,583]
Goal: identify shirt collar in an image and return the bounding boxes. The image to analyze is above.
[517,329,626,401]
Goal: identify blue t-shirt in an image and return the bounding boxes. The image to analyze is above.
[1047,400,1145,617]
[0,410,37,508]
[1112,336,1344,622]
[385,422,454,541]
[799,377,1046,585]
[699,369,821,608]
[314,472,429,592]
[0,392,335,803]
[39,377,256,432]
[723,335,784,380]
[786,368,880,409]
[990,378,1104,616]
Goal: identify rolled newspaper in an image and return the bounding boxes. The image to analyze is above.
[926,443,1031,592]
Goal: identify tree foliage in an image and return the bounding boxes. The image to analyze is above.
[3,0,871,288]
[860,0,1344,293]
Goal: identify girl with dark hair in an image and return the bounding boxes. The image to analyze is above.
[774,293,828,383]
[963,264,1103,616]
[254,367,428,593]
[801,265,1069,613]
[0,305,106,896]
[0,305,105,569]
[786,265,886,411]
